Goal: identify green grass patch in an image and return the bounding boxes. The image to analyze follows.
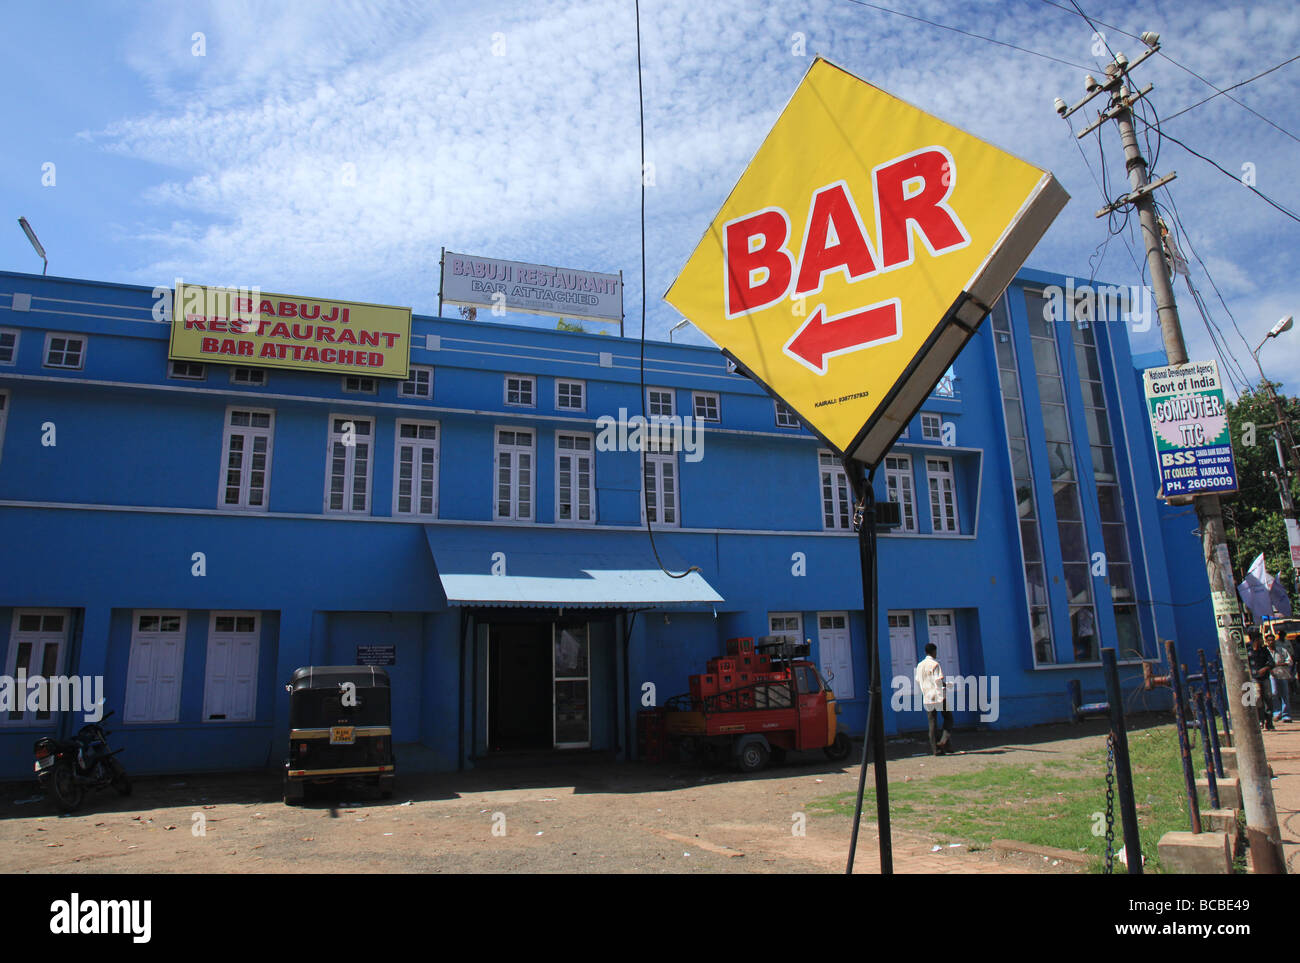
[809,724,1209,873]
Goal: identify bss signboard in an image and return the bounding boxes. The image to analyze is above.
[666,58,1067,466]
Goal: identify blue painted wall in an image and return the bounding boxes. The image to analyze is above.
[0,267,1209,779]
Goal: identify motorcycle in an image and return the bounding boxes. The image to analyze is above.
[33,710,131,813]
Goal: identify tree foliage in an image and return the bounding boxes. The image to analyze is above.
[1223,383,1300,609]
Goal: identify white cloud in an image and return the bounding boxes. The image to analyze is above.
[84,0,1300,360]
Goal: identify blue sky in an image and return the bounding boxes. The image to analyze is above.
[2,0,1298,395]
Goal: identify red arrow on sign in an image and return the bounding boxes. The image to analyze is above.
[782,298,903,375]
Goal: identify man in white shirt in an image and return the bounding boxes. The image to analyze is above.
[914,643,953,755]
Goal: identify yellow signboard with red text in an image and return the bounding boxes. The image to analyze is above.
[169,283,412,378]
[666,58,1067,465]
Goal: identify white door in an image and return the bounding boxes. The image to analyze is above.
[927,611,960,679]
[817,612,853,699]
[202,612,260,722]
[888,612,916,702]
[125,611,186,723]
[5,609,70,725]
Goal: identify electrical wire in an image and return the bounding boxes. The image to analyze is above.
[634,0,699,581]
[1130,115,1300,225]
[838,0,1094,71]
[1037,0,1300,144]
[1159,187,1272,384]
[1161,54,1300,126]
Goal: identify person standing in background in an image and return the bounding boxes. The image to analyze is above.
[914,643,953,755]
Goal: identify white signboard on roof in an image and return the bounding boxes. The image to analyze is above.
[440,251,623,323]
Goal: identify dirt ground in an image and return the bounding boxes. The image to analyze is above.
[0,720,1128,874]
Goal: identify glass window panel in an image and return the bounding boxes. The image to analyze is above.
[1031,609,1054,665]
[1092,445,1117,482]
[1020,520,1042,561]
[1003,399,1024,439]
[1109,562,1135,602]
[1063,563,1092,603]
[1009,439,1030,480]
[1016,484,1035,519]
[1054,482,1080,520]
[1031,338,1060,376]
[1114,606,1142,659]
[1103,524,1131,565]
[1036,374,1064,404]
[1046,442,1074,482]
[1025,563,1048,606]
[1085,409,1111,447]
[1097,484,1121,523]
[1041,404,1069,441]
[1058,521,1087,561]
[1070,607,1099,662]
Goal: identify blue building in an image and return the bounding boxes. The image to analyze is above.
[0,267,1209,778]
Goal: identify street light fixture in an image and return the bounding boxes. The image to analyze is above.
[17,217,48,275]
[669,319,690,342]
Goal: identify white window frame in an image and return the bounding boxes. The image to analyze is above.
[647,387,675,419]
[642,449,679,527]
[555,379,586,412]
[884,454,917,533]
[324,414,375,514]
[167,360,206,381]
[555,431,597,525]
[218,406,275,512]
[342,375,377,394]
[920,412,942,441]
[769,612,803,648]
[819,450,852,531]
[494,427,536,521]
[230,367,267,386]
[926,455,960,534]
[3,609,70,727]
[692,391,720,423]
[399,365,435,400]
[43,332,85,370]
[775,400,800,428]
[0,327,19,366]
[504,375,536,408]
[393,419,440,517]
[124,610,187,724]
[201,611,260,723]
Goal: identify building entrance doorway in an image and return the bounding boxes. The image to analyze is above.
[487,620,592,752]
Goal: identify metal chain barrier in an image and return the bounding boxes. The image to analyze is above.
[1104,733,1116,875]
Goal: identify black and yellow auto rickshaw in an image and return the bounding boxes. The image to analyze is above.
[284,666,395,804]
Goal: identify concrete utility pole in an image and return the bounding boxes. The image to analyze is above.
[1058,38,1286,873]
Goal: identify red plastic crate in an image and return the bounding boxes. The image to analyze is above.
[709,658,737,674]
[690,674,718,700]
[726,637,755,656]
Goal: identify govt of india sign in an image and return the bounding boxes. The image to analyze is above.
[169,283,413,378]
[1143,359,1239,497]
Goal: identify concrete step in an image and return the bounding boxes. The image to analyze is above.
[1197,775,1240,810]
[1157,830,1233,873]
[1200,807,1240,836]
[1217,746,1237,775]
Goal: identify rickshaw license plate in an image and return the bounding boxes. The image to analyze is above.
[329,726,355,745]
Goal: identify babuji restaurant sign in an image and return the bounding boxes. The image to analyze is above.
[168,282,413,378]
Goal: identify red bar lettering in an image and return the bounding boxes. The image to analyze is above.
[724,208,794,318]
[874,148,969,269]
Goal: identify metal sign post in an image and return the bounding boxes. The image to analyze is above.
[844,460,892,874]
[663,56,1066,876]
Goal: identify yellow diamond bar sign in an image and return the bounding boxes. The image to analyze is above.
[666,58,1068,466]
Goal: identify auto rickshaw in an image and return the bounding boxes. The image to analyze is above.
[284,665,396,804]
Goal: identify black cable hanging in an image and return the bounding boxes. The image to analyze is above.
[634,0,699,581]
